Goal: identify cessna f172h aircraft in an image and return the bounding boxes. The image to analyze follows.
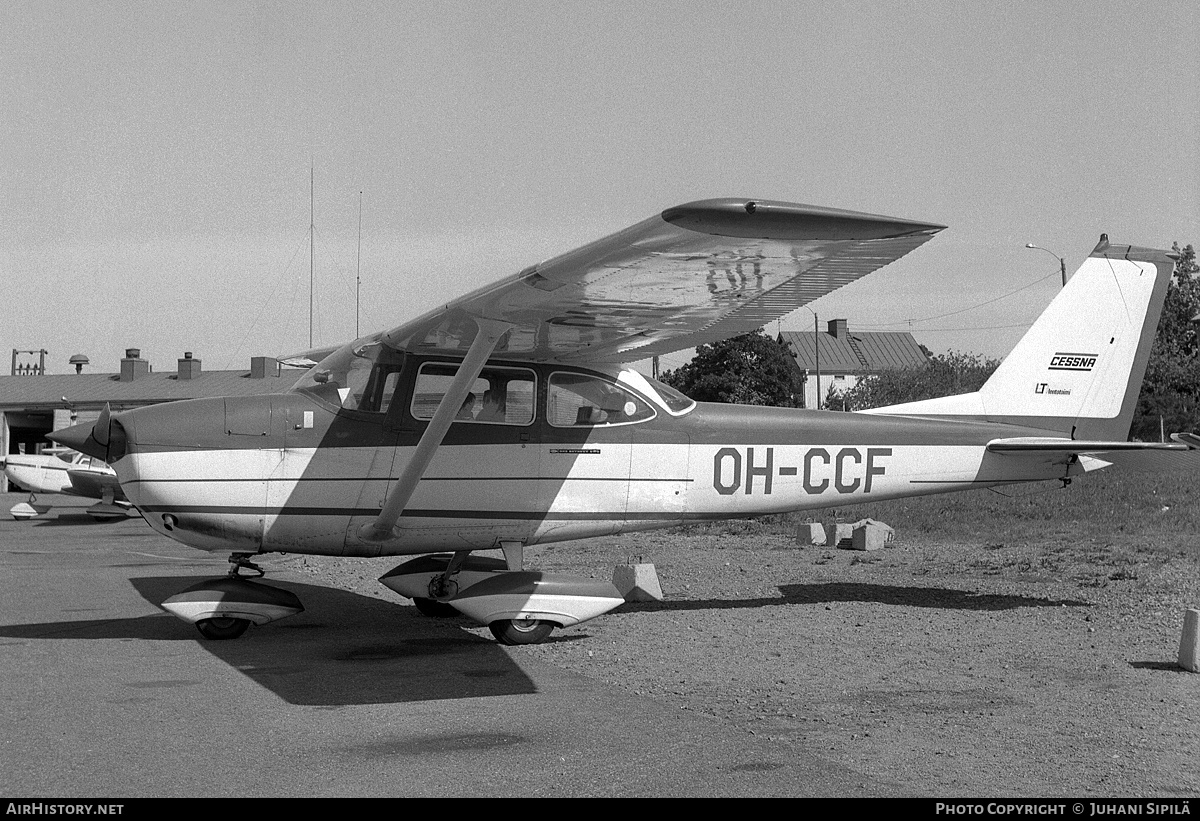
[51,198,1199,644]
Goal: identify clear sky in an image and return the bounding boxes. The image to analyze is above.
[3,0,1197,375]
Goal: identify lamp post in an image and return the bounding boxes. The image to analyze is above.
[1026,243,1067,287]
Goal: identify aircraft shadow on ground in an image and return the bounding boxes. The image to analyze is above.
[618,581,1091,614]
[0,575,537,707]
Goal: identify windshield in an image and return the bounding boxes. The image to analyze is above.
[617,369,697,415]
[291,336,406,413]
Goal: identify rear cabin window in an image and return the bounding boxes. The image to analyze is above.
[547,372,655,427]
[411,364,535,425]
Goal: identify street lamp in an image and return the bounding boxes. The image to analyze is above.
[1026,243,1067,287]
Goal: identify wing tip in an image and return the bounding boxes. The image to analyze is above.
[662,198,945,241]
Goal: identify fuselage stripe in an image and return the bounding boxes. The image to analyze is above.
[123,476,692,485]
[135,505,693,521]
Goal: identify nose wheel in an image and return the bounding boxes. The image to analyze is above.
[160,553,304,640]
[195,616,251,640]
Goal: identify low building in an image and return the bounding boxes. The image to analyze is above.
[778,319,928,409]
[1,348,299,491]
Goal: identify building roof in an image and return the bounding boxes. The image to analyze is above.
[0,367,302,411]
[778,324,928,374]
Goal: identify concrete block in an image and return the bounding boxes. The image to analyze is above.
[613,563,663,602]
[824,523,855,550]
[1179,608,1200,673]
[851,523,889,551]
[796,522,826,546]
[848,518,896,550]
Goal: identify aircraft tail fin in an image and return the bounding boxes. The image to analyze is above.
[865,237,1177,440]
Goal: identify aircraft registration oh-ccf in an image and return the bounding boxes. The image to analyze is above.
[51,198,1199,644]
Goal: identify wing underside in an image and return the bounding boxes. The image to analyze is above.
[376,199,945,365]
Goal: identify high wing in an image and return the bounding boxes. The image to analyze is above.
[371,199,944,365]
[278,345,342,369]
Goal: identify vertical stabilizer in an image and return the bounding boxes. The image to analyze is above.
[866,237,1176,440]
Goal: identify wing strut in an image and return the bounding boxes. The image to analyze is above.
[359,317,513,543]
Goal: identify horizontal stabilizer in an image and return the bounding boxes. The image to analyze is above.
[986,435,1200,473]
[986,437,1193,454]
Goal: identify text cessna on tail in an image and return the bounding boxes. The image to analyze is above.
[51,199,1198,644]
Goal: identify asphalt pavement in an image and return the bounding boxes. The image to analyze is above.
[0,492,901,797]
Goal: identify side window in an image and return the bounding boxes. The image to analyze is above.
[547,373,655,427]
[356,367,403,413]
[411,364,535,425]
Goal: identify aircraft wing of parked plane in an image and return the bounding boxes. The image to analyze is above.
[49,197,1199,645]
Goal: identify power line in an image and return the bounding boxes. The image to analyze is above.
[851,270,1060,329]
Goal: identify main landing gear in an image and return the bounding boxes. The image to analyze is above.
[379,549,626,646]
[159,553,304,641]
[158,548,627,647]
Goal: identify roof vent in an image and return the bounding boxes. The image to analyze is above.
[69,354,90,374]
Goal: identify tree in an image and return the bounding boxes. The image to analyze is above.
[1131,243,1200,441]
[838,351,1000,411]
[660,330,804,406]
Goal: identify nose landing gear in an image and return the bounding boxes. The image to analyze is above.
[160,552,304,640]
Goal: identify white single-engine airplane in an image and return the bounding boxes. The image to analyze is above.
[50,198,1198,644]
[2,448,128,521]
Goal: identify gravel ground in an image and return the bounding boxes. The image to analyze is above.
[287,525,1200,797]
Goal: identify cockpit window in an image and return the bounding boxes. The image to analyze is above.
[618,370,697,415]
[547,372,655,427]
[411,363,535,425]
[292,338,406,413]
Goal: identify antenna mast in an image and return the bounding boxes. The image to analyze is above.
[309,162,315,349]
[356,190,363,339]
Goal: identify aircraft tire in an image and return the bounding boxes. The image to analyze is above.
[488,618,554,645]
[195,617,251,640]
[412,597,459,618]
